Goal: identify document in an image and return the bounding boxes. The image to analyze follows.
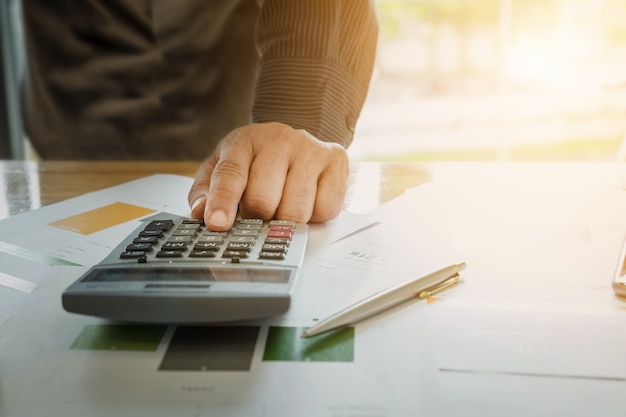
[299,163,626,417]
[0,174,442,417]
[415,164,626,416]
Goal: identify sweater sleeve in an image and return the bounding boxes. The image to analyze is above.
[252,0,378,148]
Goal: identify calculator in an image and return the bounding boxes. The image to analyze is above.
[62,214,308,323]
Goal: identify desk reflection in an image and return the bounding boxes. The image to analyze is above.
[347,162,430,214]
[0,161,430,221]
[0,161,42,218]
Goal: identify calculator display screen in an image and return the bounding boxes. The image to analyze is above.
[82,267,290,284]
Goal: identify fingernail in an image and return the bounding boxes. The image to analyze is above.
[208,210,229,228]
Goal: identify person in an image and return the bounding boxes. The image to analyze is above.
[20,0,378,230]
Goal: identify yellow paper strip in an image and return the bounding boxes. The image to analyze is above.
[49,202,156,235]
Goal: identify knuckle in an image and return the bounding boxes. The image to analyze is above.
[310,203,341,223]
[328,142,349,162]
[275,186,315,223]
[269,122,293,137]
[240,194,276,220]
[213,158,247,182]
[276,202,311,223]
[311,186,347,223]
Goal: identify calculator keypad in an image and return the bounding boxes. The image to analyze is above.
[119,218,296,262]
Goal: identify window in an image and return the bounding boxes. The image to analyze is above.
[350,0,626,161]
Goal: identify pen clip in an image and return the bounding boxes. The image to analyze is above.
[417,273,460,299]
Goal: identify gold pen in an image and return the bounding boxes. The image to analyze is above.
[301,262,466,338]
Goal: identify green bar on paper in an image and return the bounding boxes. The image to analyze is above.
[70,324,167,351]
[262,326,354,362]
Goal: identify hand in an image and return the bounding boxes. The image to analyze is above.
[188,122,349,231]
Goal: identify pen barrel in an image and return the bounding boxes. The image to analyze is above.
[303,263,465,337]
[338,263,463,321]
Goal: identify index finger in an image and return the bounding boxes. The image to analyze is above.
[189,137,253,231]
[188,155,217,217]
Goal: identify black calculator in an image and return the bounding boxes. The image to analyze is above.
[62,214,308,323]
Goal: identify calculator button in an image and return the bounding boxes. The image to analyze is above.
[227,242,253,251]
[145,220,174,231]
[133,236,158,244]
[267,230,291,239]
[172,229,197,236]
[269,225,294,232]
[233,229,258,237]
[239,219,263,225]
[194,242,220,251]
[236,223,262,230]
[189,250,216,258]
[259,251,286,260]
[177,223,201,230]
[265,237,290,245]
[222,250,249,259]
[161,242,188,251]
[139,230,163,238]
[182,219,204,225]
[126,243,153,252]
[167,236,192,243]
[198,235,224,243]
[270,220,296,227]
[204,230,228,236]
[156,250,183,258]
[229,236,256,244]
[120,250,147,259]
[261,243,287,252]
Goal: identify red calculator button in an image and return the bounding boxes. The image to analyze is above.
[268,230,292,239]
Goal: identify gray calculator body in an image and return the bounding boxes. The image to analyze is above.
[62,214,308,323]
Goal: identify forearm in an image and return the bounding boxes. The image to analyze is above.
[252,0,378,148]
